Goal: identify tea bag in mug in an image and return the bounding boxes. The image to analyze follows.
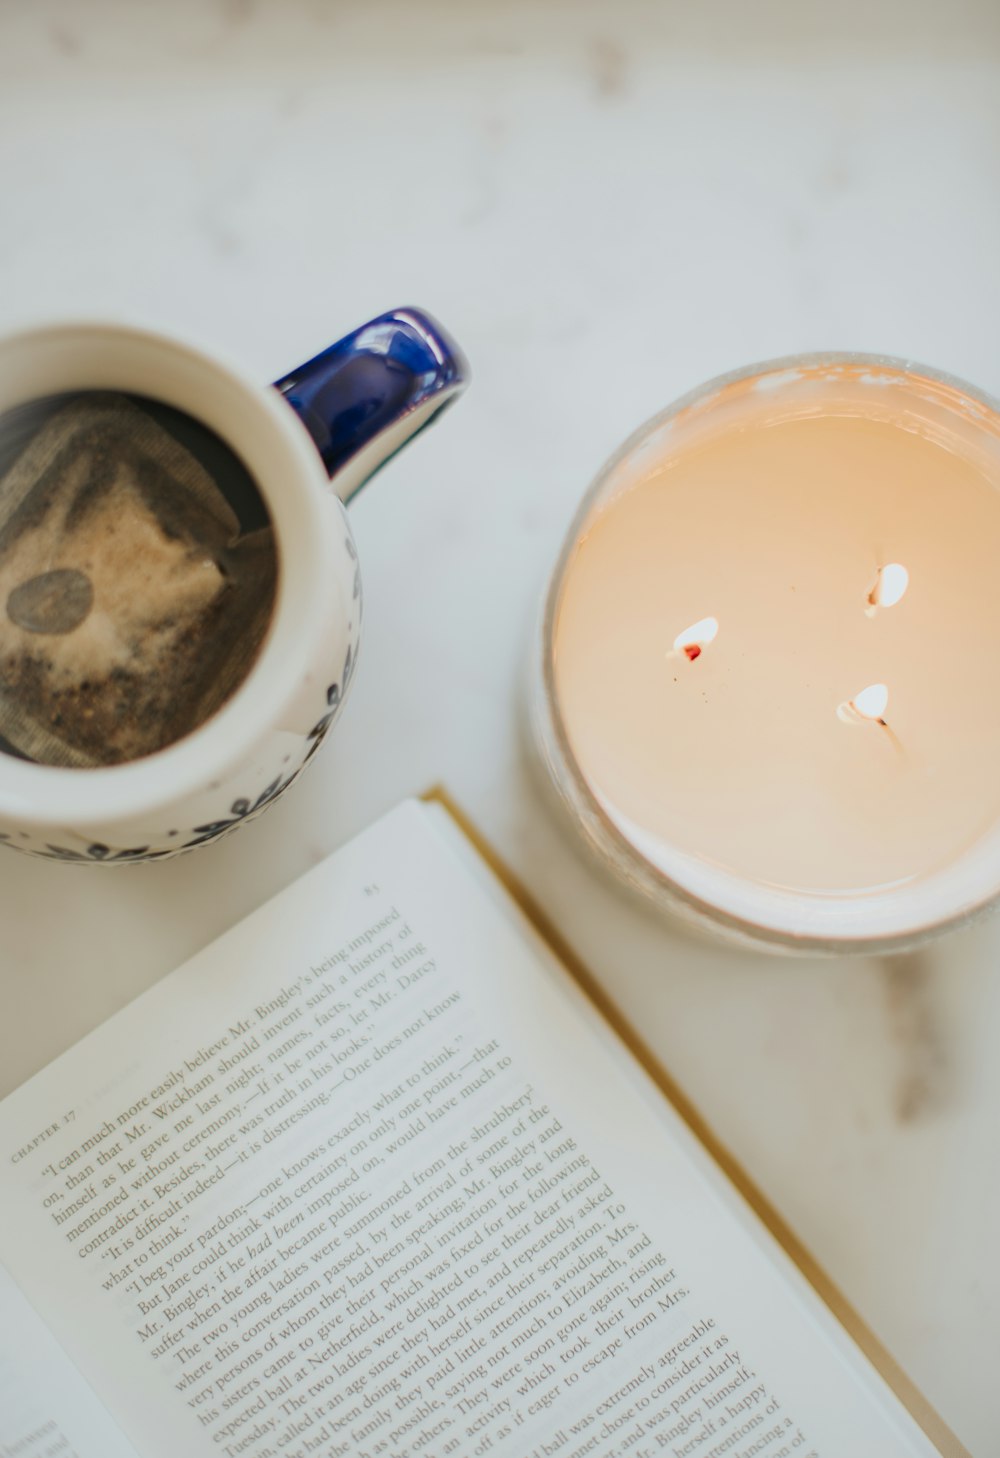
[0,393,277,767]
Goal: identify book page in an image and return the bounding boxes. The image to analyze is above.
[0,1261,139,1458]
[0,801,943,1458]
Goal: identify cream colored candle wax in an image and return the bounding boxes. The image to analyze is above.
[554,370,1000,894]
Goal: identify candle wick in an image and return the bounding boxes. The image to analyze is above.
[867,562,910,615]
[670,615,719,663]
[883,721,904,757]
[837,682,899,752]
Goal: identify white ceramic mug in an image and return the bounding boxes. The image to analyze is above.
[0,308,468,862]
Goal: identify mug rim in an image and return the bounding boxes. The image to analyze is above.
[0,319,339,828]
[540,349,1000,953]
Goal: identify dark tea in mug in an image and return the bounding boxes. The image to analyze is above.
[0,391,278,768]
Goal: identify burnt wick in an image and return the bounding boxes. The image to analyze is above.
[670,615,718,663]
[838,682,903,751]
[866,562,909,617]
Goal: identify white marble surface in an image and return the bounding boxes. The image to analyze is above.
[0,1,998,1450]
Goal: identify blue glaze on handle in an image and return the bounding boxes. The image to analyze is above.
[274,307,469,502]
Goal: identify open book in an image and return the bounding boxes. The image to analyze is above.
[0,797,964,1458]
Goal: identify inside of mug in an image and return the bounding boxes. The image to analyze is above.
[0,388,278,768]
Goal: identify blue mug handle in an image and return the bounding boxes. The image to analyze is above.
[274,306,469,503]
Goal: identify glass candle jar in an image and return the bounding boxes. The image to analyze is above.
[533,354,1000,954]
